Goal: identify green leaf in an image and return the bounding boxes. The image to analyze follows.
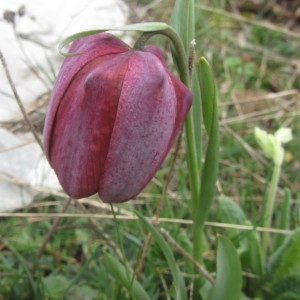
[58,22,169,56]
[268,228,300,280]
[114,22,169,32]
[170,0,195,51]
[266,229,300,298]
[198,57,217,134]
[43,275,70,299]
[67,285,98,300]
[273,188,291,251]
[207,236,242,300]
[191,69,202,173]
[2,240,41,299]
[270,274,300,300]
[217,195,247,241]
[196,57,219,226]
[217,196,264,277]
[241,221,264,277]
[102,252,151,300]
[136,211,187,300]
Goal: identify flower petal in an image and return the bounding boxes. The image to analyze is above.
[99,51,178,202]
[44,33,129,159]
[48,52,131,198]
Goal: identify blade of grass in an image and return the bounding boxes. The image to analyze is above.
[2,240,42,300]
[268,228,300,280]
[102,252,151,300]
[273,188,291,251]
[267,228,300,298]
[136,211,187,300]
[242,221,264,278]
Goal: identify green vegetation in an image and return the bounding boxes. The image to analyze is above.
[0,0,299,299]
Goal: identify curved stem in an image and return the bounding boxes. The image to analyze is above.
[133,26,190,87]
[133,32,157,51]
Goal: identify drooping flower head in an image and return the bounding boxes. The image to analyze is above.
[44,33,193,203]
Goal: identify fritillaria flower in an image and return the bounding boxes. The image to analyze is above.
[44,33,193,203]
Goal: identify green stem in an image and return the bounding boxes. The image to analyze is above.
[262,162,281,258]
[110,204,133,294]
[185,113,201,206]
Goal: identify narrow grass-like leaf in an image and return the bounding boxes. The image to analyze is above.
[273,188,291,251]
[198,57,216,134]
[59,22,169,56]
[207,235,242,300]
[102,252,151,300]
[191,70,202,173]
[136,211,187,300]
[62,244,99,298]
[113,22,169,32]
[1,240,41,300]
[197,57,219,226]
[242,221,264,277]
[170,0,195,51]
[190,58,219,298]
[270,274,300,300]
[268,228,300,280]
[267,229,300,298]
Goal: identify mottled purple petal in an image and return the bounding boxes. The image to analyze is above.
[98,51,177,202]
[48,52,131,198]
[44,33,129,159]
[43,33,193,202]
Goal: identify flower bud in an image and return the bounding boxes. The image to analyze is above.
[254,126,292,166]
[44,33,193,202]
